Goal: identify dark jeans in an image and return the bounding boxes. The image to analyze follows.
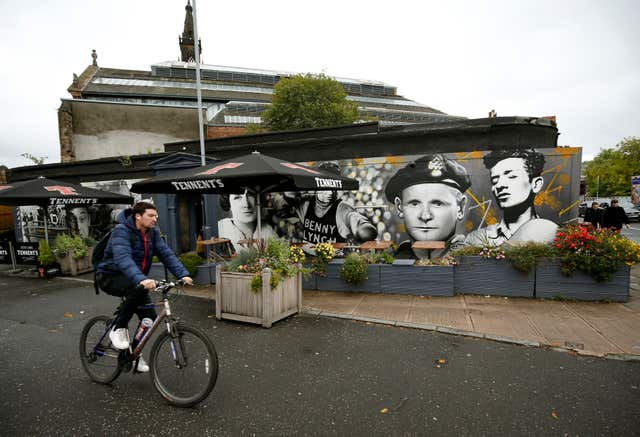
[115,285,157,329]
[97,273,157,329]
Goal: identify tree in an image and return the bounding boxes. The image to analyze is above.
[261,73,358,131]
[584,137,640,196]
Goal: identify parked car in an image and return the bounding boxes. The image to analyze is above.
[618,200,640,222]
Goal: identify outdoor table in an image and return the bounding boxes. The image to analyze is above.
[359,240,394,252]
[236,239,264,248]
[411,240,445,259]
[202,237,233,262]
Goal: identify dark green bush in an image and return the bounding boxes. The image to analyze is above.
[339,253,368,285]
[178,252,205,277]
[38,240,56,266]
[504,242,556,273]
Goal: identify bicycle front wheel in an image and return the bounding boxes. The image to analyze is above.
[150,323,218,407]
[79,315,122,384]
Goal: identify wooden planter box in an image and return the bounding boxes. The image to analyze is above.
[315,259,381,292]
[55,247,94,276]
[454,256,535,297]
[380,262,454,296]
[215,268,302,328]
[535,258,630,302]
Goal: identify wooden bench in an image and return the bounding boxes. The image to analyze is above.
[359,240,394,252]
[411,240,445,259]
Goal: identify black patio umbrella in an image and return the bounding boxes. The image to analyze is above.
[130,151,359,240]
[0,176,133,242]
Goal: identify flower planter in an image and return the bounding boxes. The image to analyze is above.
[454,256,534,297]
[315,259,381,293]
[535,258,630,302]
[215,268,302,328]
[380,262,454,296]
[55,247,94,276]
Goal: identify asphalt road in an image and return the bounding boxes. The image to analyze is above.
[1,275,639,436]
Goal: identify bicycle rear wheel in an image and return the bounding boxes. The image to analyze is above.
[150,323,218,407]
[79,315,123,384]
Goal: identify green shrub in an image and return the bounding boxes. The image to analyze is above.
[52,234,89,259]
[339,253,368,285]
[223,238,308,292]
[504,242,556,273]
[450,245,483,257]
[362,251,394,265]
[37,240,56,266]
[250,271,280,293]
[178,252,205,277]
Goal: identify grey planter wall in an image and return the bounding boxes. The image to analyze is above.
[535,258,630,302]
[454,256,535,297]
[302,269,317,290]
[380,263,454,296]
[315,259,381,292]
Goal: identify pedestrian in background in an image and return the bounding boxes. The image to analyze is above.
[583,202,602,228]
[602,199,630,232]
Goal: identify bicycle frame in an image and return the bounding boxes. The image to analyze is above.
[92,284,184,366]
[131,297,173,357]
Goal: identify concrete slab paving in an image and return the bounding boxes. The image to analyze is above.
[561,302,640,355]
[463,295,547,343]
[520,300,625,356]
[407,295,473,331]
[352,293,413,322]
[302,290,364,315]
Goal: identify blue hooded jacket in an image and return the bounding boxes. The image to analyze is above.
[96,208,189,285]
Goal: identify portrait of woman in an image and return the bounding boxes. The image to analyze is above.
[218,191,275,252]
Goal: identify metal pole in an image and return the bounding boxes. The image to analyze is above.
[43,207,49,244]
[191,0,206,167]
[191,0,210,243]
[596,175,600,199]
[9,240,17,271]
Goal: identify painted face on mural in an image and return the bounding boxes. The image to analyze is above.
[489,157,543,209]
[229,192,257,224]
[315,190,342,206]
[70,207,90,237]
[395,183,466,241]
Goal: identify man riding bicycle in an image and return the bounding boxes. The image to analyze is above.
[95,201,193,372]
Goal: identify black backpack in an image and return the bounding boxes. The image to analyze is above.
[92,227,136,295]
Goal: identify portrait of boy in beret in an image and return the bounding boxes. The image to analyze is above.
[385,155,470,259]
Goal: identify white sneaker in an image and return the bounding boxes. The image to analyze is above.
[109,327,130,350]
[136,356,149,373]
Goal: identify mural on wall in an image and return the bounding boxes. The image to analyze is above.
[17,180,140,243]
[217,147,581,258]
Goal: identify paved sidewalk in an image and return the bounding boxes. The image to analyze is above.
[303,264,640,360]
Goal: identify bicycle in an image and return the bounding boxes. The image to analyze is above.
[79,279,219,408]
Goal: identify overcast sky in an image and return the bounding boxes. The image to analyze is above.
[1,0,638,169]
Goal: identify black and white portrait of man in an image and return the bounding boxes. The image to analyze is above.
[465,149,557,246]
[385,154,470,259]
[297,162,377,245]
